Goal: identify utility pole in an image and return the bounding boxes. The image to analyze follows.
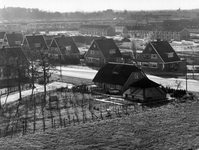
[185,57,187,93]
[192,47,195,79]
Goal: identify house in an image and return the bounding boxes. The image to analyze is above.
[136,40,186,76]
[48,35,80,64]
[84,38,123,66]
[0,32,5,48]
[123,78,166,103]
[152,28,190,41]
[92,63,147,92]
[114,24,129,35]
[0,47,29,89]
[22,34,48,59]
[4,32,23,47]
[79,24,115,36]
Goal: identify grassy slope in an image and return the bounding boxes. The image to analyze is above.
[1,102,199,149]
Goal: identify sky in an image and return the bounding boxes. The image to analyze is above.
[0,0,199,12]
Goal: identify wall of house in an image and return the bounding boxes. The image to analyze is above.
[85,42,105,65]
[107,26,116,36]
[123,72,146,92]
[137,44,163,63]
[180,29,190,40]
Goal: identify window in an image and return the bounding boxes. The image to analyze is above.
[65,46,71,51]
[15,41,21,45]
[90,50,95,54]
[150,62,158,68]
[134,73,138,79]
[151,54,157,59]
[142,62,149,67]
[116,85,121,90]
[110,49,116,54]
[144,54,150,59]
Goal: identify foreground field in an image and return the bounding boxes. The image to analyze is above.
[1,101,199,149]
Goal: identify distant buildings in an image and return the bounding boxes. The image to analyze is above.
[79,24,115,36]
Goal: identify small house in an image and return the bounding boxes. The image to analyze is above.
[48,35,80,64]
[136,40,185,75]
[84,38,123,66]
[123,78,166,103]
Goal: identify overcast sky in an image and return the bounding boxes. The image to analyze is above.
[0,0,199,12]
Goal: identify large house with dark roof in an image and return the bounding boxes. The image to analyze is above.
[0,47,29,89]
[48,35,80,64]
[0,32,5,47]
[22,34,48,50]
[92,63,147,92]
[137,40,186,75]
[84,38,123,66]
[22,34,48,59]
[4,32,23,47]
[79,24,115,36]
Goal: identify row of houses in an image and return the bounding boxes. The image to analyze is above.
[79,23,199,41]
[84,38,186,75]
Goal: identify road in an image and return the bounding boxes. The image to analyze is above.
[57,66,199,92]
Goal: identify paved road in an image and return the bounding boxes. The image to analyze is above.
[57,66,199,92]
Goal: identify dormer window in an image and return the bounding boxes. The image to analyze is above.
[167,52,174,58]
[110,49,116,54]
[65,46,71,51]
[15,41,21,45]
[35,43,41,48]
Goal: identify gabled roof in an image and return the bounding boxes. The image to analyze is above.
[5,32,23,47]
[0,32,5,39]
[24,34,48,49]
[53,36,79,54]
[129,78,160,88]
[0,47,28,67]
[93,38,122,58]
[79,24,111,29]
[150,40,181,63]
[92,63,144,86]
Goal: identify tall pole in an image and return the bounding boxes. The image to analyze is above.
[185,57,187,93]
[192,47,195,79]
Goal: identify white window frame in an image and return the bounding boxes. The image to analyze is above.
[142,62,149,67]
[151,54,157,59]
[150,62,158,68]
